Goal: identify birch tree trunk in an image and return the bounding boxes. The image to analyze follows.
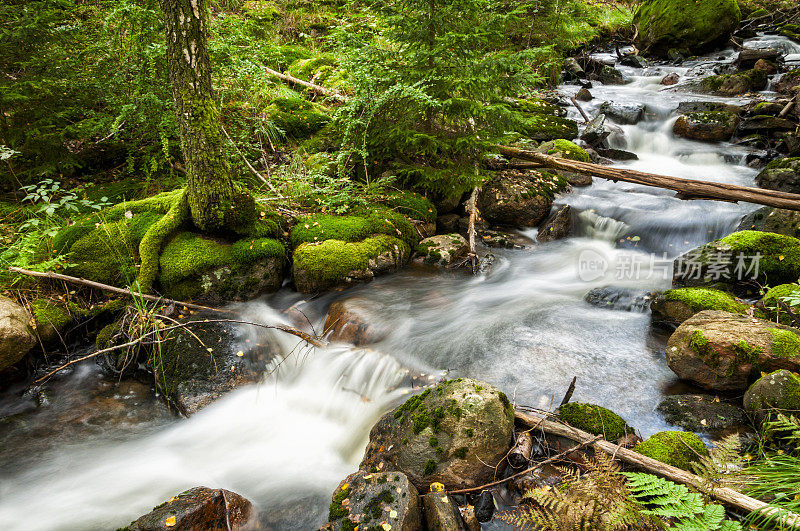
[162,0,253,232]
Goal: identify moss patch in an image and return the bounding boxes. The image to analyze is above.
[541,139,590,162]
[634,430,709,470]
[557,402,633,440]
[520,113,579,141]
[266,96,329,138]
[769,328,800,358]
[290,206,417,249]
[664,288,747,315]
[380,190,437,223]
[328,485,352,521]
[719,231,800,285]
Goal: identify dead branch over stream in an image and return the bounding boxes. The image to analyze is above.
[515,409,800,528]
[496,145,800,212]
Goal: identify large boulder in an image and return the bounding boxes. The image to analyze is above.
[0,296,35,373]
[666,310,800,391]
[599,102,645,124]
[415,234,469,267]
[701,69,768,96]
[775,68,800,96]
[650,288,747,326]
[734,48,781,70]
[323,297,388,345]
[672,112,739,142]
[672,231,800,293]
[477,170,564,227]
[125,486,255,530]
[633,0,741,57]
[737,207,800,239]
[634,431,708,470]
[743,369,800,426]
[756,158,800,194]
[322,470,422,531]
[360,378,515,491]
[657,394,748,434]
[538,205,574,243]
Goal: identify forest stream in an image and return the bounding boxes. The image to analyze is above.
[1,34,799,531]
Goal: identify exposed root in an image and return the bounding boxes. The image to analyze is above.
[135,190,189,292]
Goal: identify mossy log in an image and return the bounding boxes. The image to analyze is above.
[496,145,800,212]
[515,409,800,528]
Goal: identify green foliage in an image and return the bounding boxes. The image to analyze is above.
[663,288,748,315]
[624,473,741,530]
[332,0,538,197]
[290,206,417,249]
[634,431,709,471]
[691,434,747,487]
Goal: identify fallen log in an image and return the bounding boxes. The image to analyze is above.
[262,66,347,102]
[508,431,534,468]
[496,145,800,212]
[515,409,800,528]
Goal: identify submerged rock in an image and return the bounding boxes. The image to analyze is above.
[673,111,739,142]
[322,471,422,531]
[650,288,747,326]
[0,296,35,373]
[360,378,514,491]
[125,486,256,530]
[585,286,656,313]
[324,297,388,345]
[477,170,563,227]
[657,394,748,434]
[743,369,800,426]
[415,234,469,267]
[634,431,708,470]
[599,102,645,125]
[633,0,741,57]
[665,310,800,391]
[755,157,800,194]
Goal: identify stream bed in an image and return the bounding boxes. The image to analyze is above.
[1,34,797,530]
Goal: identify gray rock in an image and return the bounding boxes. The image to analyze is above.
[0,296,35,373]
[756,158,800,194]
[477,170,555,227]
[575,88,593,101]
[584,286,656,312]
[422,491,467,530]
[657,394,748,434]
[620,54,647,68]
[743,369,800,426]
[673,111,739,142]
[676,101,743,114]
[360,378,515,491]
[739,115,797,133]
[735,48,781,70]
[125,486,256,531]
[580,114,610,146]
[737,206,800,238]
[595,148,638,161]
[599,102,645,124]
[599,65,627,85]
[415,234,469,266]
[538,205,573,242]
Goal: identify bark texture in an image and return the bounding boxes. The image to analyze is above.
[162,0,252,232]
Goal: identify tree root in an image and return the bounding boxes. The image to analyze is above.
[135,190,189,292]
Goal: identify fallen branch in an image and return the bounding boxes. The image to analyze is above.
[570,96,590,123]
[779,94,799,118]
[10,267,222,314]
[262,66,347,103]
[560,376,577,406]
[495,145,800,212]
[515,409,800,528]
[466,186,480,274]
[448,435,602,494]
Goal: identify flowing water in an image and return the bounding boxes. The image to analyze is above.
[0,35,796,530]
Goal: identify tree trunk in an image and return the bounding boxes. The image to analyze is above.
[162,0,250,232]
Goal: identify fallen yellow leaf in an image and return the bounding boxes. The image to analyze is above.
[165,515,176,527]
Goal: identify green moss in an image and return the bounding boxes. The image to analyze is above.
[769,328,800,358]
[362,490,395,522]
[423,459,437,475]
[557,402,633,440]
[381,190,437,223]
[634,431,709,470]
[465,428,474,437]
[290,206,417,249]
[453,447,469,459]
[429,436,439,447]
[633,0,740,55]
[663,288,747,314]
[520,114,579,141]
[292,235,410,290]
[66,219,140,286]
[96,321,122,350]
[329,485,352,520]
[543,139,590,162]
[30,299,74,332]
[266,97,329,138]
[732,340,762,374]
[512,98,565,117]
[718,231,800,284]
[764,157,800,171]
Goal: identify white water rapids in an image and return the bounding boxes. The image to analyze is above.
[1,34,795,530]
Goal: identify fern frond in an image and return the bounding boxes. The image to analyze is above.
[691,434,746,489]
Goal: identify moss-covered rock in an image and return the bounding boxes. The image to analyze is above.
[477,170,566,227]
[510,98,567,117]
[287,54,346,89]
[651,288,747,325]
[634,430,708,470]
[29,299,81,345]
[743,369,800,427]
[265,96,329,138]
[158,232,285,303]
[322,471,422,531]
[775,68,800,96]
[673,231,800,294]
[673,112,739,142]
[520,114,579,142]
[537,140,590,162]
[758,283,800,324]
[556,402,634,441]
[415,234,468,267]
[756,157,800,194]
[360,378,515,491]
[290,206,418,249]
[380,190,437,223]
[737,207,800,239]
[292,235,410,293]
[701,69,768,96]
[666,310,800,391]
[634,0,740,57]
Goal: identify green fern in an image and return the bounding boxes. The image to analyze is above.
[763,414,800,448]
[623,473,741,531]
[691,434,747,490]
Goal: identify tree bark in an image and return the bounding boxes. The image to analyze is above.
[162,0,251,232]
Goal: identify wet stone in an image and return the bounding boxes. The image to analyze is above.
[657,394,749,434]
[125,486,256,530]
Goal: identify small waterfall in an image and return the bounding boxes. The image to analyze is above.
[577,209,630,241]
